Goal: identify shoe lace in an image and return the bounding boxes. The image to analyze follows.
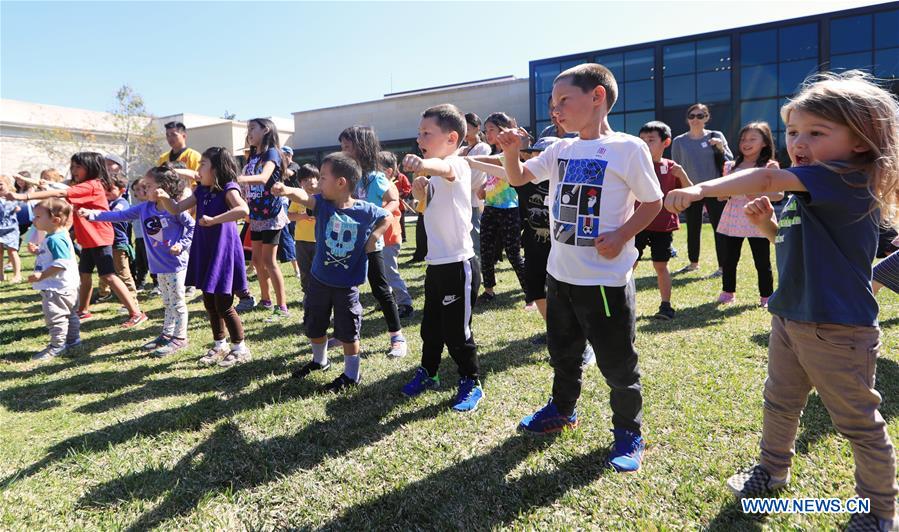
[612,430,641,455]
[456,379,475,401]
[532,400,558,421]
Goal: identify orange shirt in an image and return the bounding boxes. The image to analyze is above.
[67,180,113,248]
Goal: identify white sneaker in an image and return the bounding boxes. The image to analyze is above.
[387,338,407,358]
[582,344,596,368]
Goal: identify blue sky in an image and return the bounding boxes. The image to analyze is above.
[0,1,882,119]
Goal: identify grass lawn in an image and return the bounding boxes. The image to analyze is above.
[1,226,897,530]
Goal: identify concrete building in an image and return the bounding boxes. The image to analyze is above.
[290,76,529,165]
[0,100,294,177]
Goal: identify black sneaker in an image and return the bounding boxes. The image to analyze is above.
[291,360,331,379]
[478,291,495,304]
[398,305,414,319]
[324,373,359,392]
[846,512,897,532]
[654,303,675,320]
[726,464,788,498]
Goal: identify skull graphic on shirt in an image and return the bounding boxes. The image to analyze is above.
[324,212,358,269]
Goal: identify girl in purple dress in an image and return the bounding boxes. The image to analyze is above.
[156,147,252,368]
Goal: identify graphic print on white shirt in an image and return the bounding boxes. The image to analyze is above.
[551,158,608,247]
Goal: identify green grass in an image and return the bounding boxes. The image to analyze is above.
[1,226,897,530]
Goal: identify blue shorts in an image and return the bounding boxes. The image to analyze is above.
[303,275,362,343]
[78,245,115,276]
[277,223,297,262]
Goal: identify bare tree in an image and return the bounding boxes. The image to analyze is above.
[109,85,163,175]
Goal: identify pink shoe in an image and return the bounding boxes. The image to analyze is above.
[717,292,735,304]
[759,296,769,308]
[524,301,537,311]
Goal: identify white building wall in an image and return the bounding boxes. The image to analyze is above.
[291,78,529,150]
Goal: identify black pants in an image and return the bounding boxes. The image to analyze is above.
[720,235,773,297]
[546,275,642,433]
[481,206,527,292]
[367,250,401,333]
[202,292,244,343]
[413,213,427,261]
[685,197,726,267]
[421,257,480,379]
[133,237,151,288]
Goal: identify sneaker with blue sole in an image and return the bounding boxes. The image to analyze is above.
[452,377,483,412]
[518,398,578,434]
[402,367,439,397]
[607,428,645,472]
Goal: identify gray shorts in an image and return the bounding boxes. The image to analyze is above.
[303,275,362,343]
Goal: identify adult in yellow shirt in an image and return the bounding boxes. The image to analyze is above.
[157,121,202,170]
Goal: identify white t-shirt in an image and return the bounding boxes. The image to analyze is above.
[423,156,475,265]
[466,142,492,209]
[524,133,662,286]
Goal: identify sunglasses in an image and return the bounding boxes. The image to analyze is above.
[688,113,707,120]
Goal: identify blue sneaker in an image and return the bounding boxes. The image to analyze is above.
[518,398,578,434]
[608,428,645,472]
[402,367,440,397]
[451,377,483,412]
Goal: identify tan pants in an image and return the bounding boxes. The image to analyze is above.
[97,248,137,299]
[760,315,897,519]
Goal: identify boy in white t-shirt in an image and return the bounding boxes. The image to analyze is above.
[500,64,663,472]
[400,104,484,413]
[29,198,81,360]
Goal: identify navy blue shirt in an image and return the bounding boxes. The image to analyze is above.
[311,195,388,288]
[108,196,132,248]
[768,164,879,326]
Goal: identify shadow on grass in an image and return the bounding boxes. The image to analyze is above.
[637,301,757,333]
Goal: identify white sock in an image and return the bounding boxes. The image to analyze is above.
[312,341,328,366]
[214,339,227,350]
[344,355,361,382]
[231,341,247,353]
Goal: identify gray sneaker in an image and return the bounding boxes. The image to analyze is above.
[846,512,897,532]
[153,338,188,357]
[32,345,65,361]
[218,347,251,367]
[198,345,229,366]
[727,464,788,498]
[141,335,170,351]
[235,296,256,313]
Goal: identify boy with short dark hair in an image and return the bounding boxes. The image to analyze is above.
[635,121,693,320]
[400,103,484,413]
[499,63,663,471]
[272,153,390,392]
[96,174,137,305]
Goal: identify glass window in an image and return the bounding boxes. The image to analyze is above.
[534,63,560,95]
[561,58,586,70]
[741,64,777,99]
[625,111,656,137]
[741,29,777,66]
[537,100,553,121]
[623,79,654,111]
[609,114,625,132]
[664,75,695,107]
[830,51,874,72]
[697,37,731,72]
[664,42,695,76]
[594,52,624,81]
[875,9,899,49]
[875,47,899,79]
[779,23,818,62]
[625,48,655,80]
[697,70,730,102]
[830,15,872,55]
[779,59,818,96]
[741,98,779,129]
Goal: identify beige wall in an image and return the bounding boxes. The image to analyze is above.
[291,78,529,149]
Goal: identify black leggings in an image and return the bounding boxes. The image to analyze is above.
[413,212,427,261]
[480,206,527,292]
[720,235,773,297]
[367,250,401,333]
[202,292,244,343]
[685,197,726,267]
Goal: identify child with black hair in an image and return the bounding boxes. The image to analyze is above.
[96,174,138,306]
[287,164,320,298]
[81,165,195,357]
[340,126,408,358]
[376,150,413,318]
[6,152,146,327]
[237,118,289,322]
[273,152,390,391]
[400,103,484,412]
[157,148,252,367]
[500,64,662,473]
[635,121,693,320]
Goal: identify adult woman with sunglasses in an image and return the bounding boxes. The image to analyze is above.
[671,103,733,277]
